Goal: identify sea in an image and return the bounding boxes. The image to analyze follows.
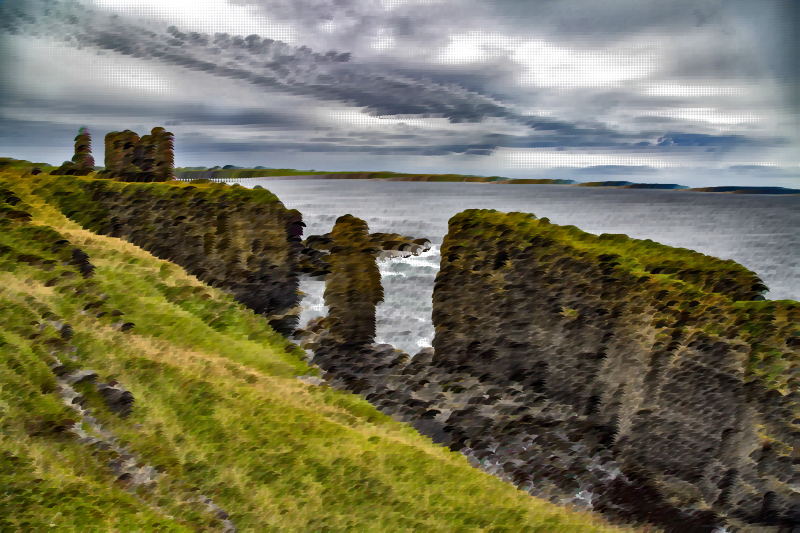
[217,178,800,357]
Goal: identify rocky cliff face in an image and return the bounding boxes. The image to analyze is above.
[38,177,304,335]
[25,174,798,530]
[298,208,799,532]
[430,209,799,528]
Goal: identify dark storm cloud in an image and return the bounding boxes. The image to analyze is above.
[169,109,302,128]
[655,133,784,148]
[1,98,307,130]
[0,1,515,124]
[0,0,796,177]
[179,139,499,157]
[488,0,728,38]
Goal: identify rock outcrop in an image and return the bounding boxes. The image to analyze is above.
[298,229,431,279]
[298,208,799,532]
[41,177,304,335]
[430,209,799,529]
[322,215,384,347]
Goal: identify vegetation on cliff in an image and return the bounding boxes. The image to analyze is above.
[431,208,799,529]
[0,165,624,531]
[31,174,304,336]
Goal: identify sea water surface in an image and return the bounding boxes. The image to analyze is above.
[222,179,800,356]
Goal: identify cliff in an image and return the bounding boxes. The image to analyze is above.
[0,167,621,531]
[31,175,305,335]
[431,209,799,527]
[299,208,799,531]
[4,155,798,530]
[321,215,384,346]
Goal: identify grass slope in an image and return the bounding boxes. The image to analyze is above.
[0,169,625,532]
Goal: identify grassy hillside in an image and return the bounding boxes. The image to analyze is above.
[0,167,626,531]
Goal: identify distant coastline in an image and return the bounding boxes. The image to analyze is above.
[172,167,800,195]
[1,157,797,195]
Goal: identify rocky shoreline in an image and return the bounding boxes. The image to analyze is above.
[293,323,735,532]
[288,209,799,532]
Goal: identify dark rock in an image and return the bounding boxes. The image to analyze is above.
[97,383,135,418]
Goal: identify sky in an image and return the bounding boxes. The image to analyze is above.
[0,0,798,187]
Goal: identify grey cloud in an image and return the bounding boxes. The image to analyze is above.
[182,139,497,157]
[127,0,250,25]
[659,39,772,81]
[729,165,789,174]
[0,0,794,171]
[490,0,796,115]
[2,98,309,130]
[576,165,658,174]
[488,0,728,38]
[632,117,680,125]
[390,16,414,37]
[263,0,412,24]
[15,5,511,124]
[381,134,419,140]
[693,5,722,26]
[656,132,789,148]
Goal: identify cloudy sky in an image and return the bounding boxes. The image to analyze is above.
[0,0,798,186]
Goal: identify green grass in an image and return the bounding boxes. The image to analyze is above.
[0,167,625,531]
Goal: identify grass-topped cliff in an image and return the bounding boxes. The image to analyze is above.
[34,174,305,335]
[435,209,796,393]
[431,209,799,528]
[286,208,799,531]
[0,166,624,531]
